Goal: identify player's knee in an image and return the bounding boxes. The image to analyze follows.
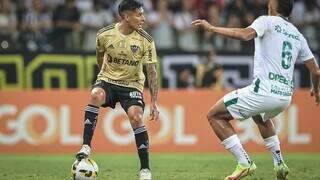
[89,89,105,106]
[129,113,143,128]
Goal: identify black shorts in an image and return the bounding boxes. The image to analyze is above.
[92,80,145,112]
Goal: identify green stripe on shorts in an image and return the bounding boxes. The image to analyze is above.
[224,98,238,108]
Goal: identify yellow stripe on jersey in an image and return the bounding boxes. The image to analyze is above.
[136,29,153,43]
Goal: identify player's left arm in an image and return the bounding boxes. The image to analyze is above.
[145,41,159,121]
[300,36,320,105]
[304,58,320,105]
[146,63,158,106]
[191,19,257,41]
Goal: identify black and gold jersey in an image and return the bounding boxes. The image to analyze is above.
[96,23,157,92]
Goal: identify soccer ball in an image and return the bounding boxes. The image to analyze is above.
[71,158,99,180]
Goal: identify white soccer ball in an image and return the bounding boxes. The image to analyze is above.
[71,158,99,180]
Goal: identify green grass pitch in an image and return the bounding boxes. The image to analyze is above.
[1,153,319,180]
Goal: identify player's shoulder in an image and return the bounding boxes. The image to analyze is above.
[256,15,283,23]
[255,15,270,21]
[285,21,305,41]
[289,23,301,34]
[252,15,272,27]
[97,23,116,36]
[135,29,153,43]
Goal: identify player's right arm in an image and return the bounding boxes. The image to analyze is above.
[96,50,104,69]
[191,16,270,41]
[191,19,256,41]
[96,34,105,69]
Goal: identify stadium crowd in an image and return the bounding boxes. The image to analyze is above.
[0,0,319,53]
[0,0,319,89]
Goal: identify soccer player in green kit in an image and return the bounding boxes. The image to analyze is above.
[192,0,320,179]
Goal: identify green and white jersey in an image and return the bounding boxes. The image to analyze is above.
[249,15,314,100]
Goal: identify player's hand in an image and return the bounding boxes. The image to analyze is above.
[311,88,320,106]
[149,102,159,121]
[191,19,213,32]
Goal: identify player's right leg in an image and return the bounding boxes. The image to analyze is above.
[207,98,256,179]
[76,86,106,161]
[253,116,289,180]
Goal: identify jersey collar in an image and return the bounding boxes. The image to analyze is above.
[277,14,290,22]
[116,23,136,37]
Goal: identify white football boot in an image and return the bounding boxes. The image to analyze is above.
[76,144,91,161]
[139,168,152,180]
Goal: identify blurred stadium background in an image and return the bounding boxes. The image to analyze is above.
[0,0,320,179]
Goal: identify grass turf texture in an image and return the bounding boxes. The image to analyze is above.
[1,153,319,180]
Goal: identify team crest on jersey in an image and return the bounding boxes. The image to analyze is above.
[130,45,139,53]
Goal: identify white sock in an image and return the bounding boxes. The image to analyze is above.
[264,135,283,166]
[222,134,251,166]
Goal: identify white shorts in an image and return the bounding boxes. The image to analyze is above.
[223,86,291,121]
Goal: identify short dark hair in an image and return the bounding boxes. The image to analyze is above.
[118,0,143,16]
[277,0,293,17]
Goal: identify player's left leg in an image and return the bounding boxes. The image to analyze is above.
[207,98,256,180]
[253,116,289,180]
[127,105,151,180]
